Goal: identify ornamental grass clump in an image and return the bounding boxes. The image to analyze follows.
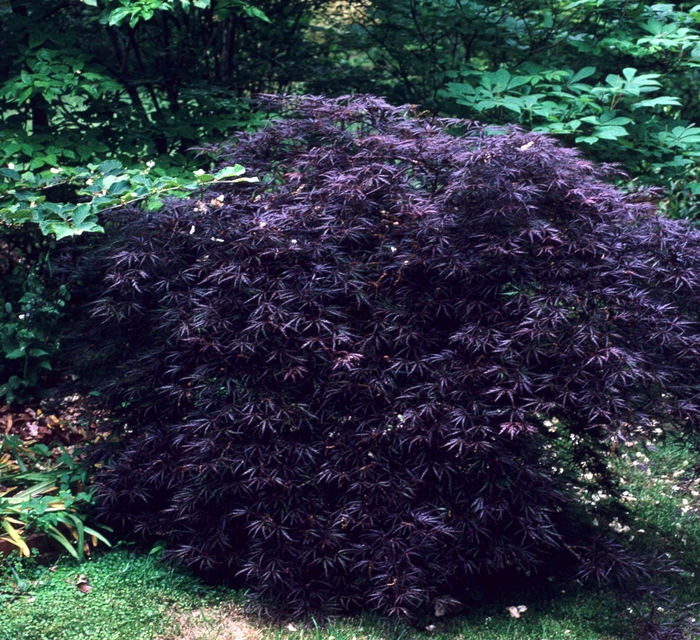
[80,95,700,617]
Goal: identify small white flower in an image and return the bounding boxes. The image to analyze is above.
[50,167,61,174]
[194,168,206,176]
[86,178,94,185]
[189,225,196,234]
[286,623,297,632]
[146,160,156,168]
[291,239,297,244]
[7,162,14,170]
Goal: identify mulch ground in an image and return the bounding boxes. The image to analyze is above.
[1,393,105,448]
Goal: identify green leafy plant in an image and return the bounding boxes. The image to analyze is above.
[0,249,69,404]
[0,435,109,561]
[0,0,273,401]
[1,159,256,241]
[441,63,700,218]
[317,0,700,221]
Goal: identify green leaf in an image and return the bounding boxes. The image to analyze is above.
[643,19,664,36]
[598,115,632,126]
[28,32,48,48]
[595,125,629,140]
[47,222,76,240]
[98,160,123,174]
[107,179,129,196]
[506,75,530,91]
[569,66,596,84]
[45,524,79,559]
[146,196,163,211]
[632,96,682,109]
[83,525,111,547]
[575,135,600,145]
[107,7,131,26]
[72,203,92,227]
[214,164,246,179]
[245,5,270,22]
[499,97,523,113]
[490,68,511,92]
[474,99,497,111]
[0,168,21,180]
[5,348,26,359]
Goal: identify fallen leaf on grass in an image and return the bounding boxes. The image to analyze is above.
[76,575,92,594]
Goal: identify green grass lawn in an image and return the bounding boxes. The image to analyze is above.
[2,437,700,640]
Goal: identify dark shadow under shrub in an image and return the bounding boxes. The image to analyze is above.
[71,95,700,619]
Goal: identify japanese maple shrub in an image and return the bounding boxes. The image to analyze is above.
[83,95,700,617]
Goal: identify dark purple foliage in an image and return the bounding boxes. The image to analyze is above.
[80,95,700,617]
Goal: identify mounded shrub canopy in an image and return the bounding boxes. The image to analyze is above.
[83,95,700,617]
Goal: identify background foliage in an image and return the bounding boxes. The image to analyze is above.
[5,0,700,398]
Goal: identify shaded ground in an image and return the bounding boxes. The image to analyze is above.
[0,392,103,447]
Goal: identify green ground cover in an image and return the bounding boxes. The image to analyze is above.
[2,437,700,640]
[0,548,628,640]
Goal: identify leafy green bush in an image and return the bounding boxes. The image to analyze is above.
[0,0,271,401]
[441,62,700,220]
[0,233,68,403]
[320,1,700,221]
[0,435,109,561]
